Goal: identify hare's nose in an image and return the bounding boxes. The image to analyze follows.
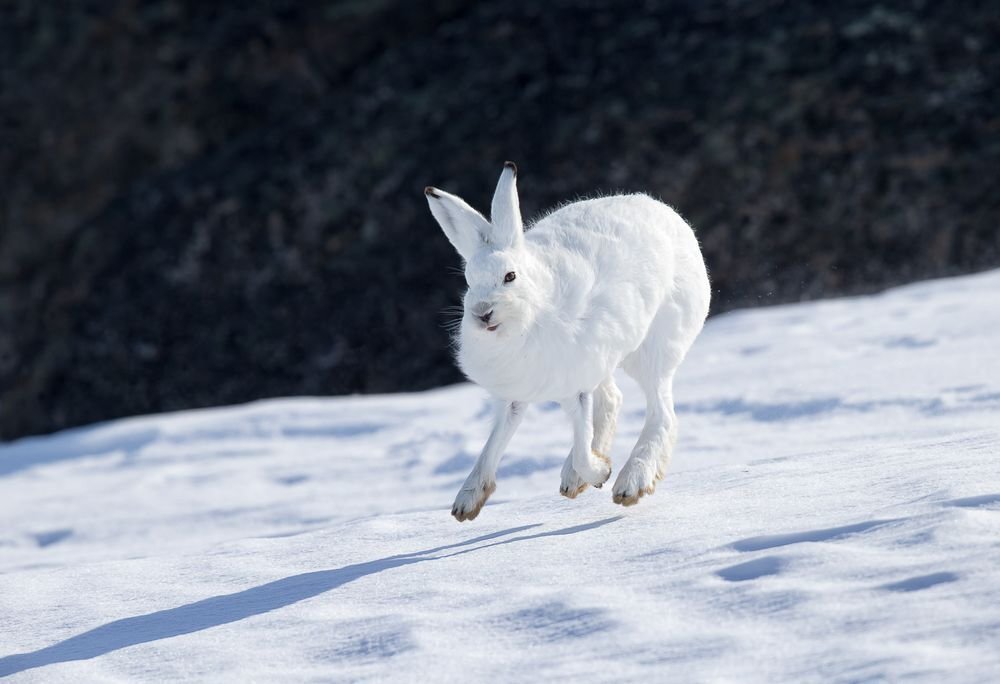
[471,302,493,322]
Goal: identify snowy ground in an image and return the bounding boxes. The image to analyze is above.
[2,270,1000,682]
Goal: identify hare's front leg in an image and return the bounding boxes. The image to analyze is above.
[561,392,612,492]
[560,377,622,498]
[452,400,525,522]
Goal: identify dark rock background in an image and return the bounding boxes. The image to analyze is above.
[2,0,998,441]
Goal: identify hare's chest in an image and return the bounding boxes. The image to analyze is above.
[459,333,613,403]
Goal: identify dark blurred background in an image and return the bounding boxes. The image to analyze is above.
[2,0,998,441]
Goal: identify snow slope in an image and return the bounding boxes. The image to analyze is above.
[2,270,1000,682]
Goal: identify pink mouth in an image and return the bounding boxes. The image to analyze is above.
[486,324,500,332]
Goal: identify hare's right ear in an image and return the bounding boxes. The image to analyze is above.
[425,186,490,261]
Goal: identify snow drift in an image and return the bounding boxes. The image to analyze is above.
[2,270,999,681]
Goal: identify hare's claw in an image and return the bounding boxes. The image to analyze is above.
[559,455,590,498]
[452,480,496,522]
[612,457,658,507]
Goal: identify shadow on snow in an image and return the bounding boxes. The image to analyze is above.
[0,516,622,676]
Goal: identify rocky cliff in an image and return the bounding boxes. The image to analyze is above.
[2,0,998,439]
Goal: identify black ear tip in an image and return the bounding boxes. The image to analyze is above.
[424,186,440,198]
[503,161,518,176]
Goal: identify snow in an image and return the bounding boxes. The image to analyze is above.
[2,270,1000,682]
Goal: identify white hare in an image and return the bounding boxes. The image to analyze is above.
[425,162,710,521]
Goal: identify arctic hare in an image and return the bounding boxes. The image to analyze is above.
[425,162,710,521]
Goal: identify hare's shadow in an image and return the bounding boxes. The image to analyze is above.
[0,517,621,677]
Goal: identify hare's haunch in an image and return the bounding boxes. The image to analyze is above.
[426,162,711,521]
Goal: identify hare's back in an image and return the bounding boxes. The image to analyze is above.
[527,194,681,270]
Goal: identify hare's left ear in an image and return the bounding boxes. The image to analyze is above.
[489,161,524,250]
[425,186,492,261]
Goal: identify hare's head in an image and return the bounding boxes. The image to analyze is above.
[426,162,541,338]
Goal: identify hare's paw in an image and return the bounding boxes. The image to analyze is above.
[573,449,612,488]
[452,480,496,522]
[559,454,589,499]
[612,457,658,506]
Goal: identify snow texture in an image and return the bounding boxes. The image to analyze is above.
[2,270,999,682]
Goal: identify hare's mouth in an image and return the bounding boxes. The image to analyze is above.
[486,324,500,332]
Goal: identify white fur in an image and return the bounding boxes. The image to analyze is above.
[425,163,710,521]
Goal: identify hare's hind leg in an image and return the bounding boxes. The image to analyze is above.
[613,249,709,506]
[612,371,677,506]
[592,375,624,459]
[559,391,612,495]
[613,303,690,506]
[560,376,622,498]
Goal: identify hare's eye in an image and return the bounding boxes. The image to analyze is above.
[504,271,516,284]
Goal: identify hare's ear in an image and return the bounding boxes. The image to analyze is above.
[425,186,490,261]
[489,161,524,250]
